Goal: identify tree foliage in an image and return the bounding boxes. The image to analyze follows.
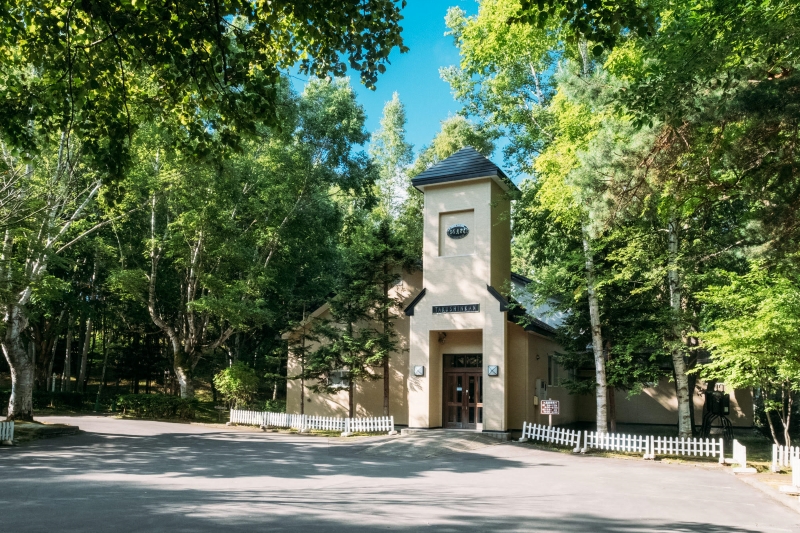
[0,0,407,178]
[697,265,800,445]
[214,362,260,409]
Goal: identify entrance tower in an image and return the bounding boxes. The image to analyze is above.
[404,147,517,432]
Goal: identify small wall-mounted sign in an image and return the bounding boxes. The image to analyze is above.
[413,365,425,377]
[432,304,480,314]
[487,365,499,376]
[446,224,469,239]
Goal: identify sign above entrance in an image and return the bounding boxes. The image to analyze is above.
[540,400,560,415]
[432,304,480,314]
[446,224,469,239]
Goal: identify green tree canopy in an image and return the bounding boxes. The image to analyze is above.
[0,0,408,178]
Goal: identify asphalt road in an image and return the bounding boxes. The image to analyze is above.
[1,416,797,533]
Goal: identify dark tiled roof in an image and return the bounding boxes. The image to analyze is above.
[411,147,519,192]
[508,300,557,336]
[511,272,532,285]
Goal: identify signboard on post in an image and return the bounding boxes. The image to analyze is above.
[540,400,560,415]
[540,400,560,426]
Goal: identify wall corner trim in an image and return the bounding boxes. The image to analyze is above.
[486,285,509,312]
[404,288,427,316]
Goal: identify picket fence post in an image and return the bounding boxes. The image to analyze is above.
[0,421,14,444]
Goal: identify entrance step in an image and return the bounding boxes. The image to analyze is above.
[368,429,505,458]
[400,428,510,441]
[482,431,511,442]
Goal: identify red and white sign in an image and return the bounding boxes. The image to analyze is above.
[540,400,560,415]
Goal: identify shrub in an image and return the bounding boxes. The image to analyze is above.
[264,399,286,413]
[213,362,260,408]
[0,390,116,415]
[33,391,86,409]
[116,394,197,419]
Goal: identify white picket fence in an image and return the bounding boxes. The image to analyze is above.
[0,421,13,442]
[772,444,800,472]
[650,436,725,462]
[305,416,346,432]
[519,422,582,451]
[519,424,725,461]
[583,431,649,456]
[229,409,394,435]
[345,416,395,434]
[732,439,747,469]
[791,457,800,487]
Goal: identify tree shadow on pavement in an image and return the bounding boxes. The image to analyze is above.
[0,424,795,533]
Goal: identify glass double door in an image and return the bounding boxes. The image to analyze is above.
[444,371,483,429]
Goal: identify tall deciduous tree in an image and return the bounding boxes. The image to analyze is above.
[697,265,800,446]
[369,93,414,219]
[111,78,375,399]
[0,1,407,177]
[0,132,127,420]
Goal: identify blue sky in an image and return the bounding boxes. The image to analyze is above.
[290,1,480,158]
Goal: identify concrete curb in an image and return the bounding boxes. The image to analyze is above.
[731,470,800,516]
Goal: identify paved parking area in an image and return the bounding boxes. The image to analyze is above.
[1,416,798,532]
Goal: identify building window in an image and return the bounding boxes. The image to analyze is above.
[445,354,482,368]
[548,355,561,387]
[329,370,350,389]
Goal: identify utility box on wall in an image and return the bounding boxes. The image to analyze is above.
[536,378,548,402]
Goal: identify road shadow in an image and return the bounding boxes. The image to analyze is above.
[0,422,793,533]
[0,427,529,481]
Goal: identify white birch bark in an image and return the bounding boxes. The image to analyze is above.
[77,258,98,393]
[583,230,608,433]
[668,216,692,438]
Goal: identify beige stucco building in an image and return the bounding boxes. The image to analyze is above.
[286,147,753,435]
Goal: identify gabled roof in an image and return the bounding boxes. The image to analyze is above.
[411,147,519,193]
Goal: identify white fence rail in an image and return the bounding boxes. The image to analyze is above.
[583,431,649,456]
[651,436,725,462]
[0,421,13,442]
[772,444,800,472]
[229,409,394,435]
[519,422,581,451]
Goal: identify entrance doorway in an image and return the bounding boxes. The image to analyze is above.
[443,354,483,429]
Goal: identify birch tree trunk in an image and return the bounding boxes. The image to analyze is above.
[300,306,306,416]
[77,316,93,393]
[2,304,34,420]
[583,231,608,433]
[383,263,390,417]
[95,317,109,412]
[348,378,355,419]
[46,336,57,392]
[78,257,98,393]
[785,388,792,447]
[62,323,72,392]
[668,217,692,438]
[173,354,195,399]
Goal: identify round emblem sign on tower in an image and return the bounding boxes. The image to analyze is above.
[447,224,469,239]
